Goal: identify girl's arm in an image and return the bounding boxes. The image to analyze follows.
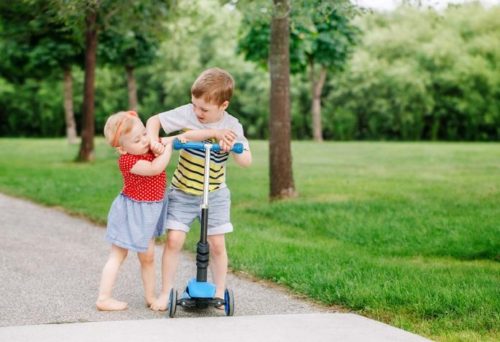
[129,142,173,176]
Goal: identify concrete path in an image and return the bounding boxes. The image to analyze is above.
[0,193,430,341]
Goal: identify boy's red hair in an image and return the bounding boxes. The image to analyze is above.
[191,68,234,106]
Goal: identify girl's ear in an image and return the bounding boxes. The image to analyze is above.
[116,146,127,155]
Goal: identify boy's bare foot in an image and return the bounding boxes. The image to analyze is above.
[96,298,128,311]
[214,292,225,310]
[150,293,169,311]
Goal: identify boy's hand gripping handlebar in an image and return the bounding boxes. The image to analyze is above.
[173,139,244,154]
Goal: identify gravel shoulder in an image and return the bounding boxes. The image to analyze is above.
[0,193,330,327]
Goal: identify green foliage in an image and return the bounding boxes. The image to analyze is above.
[135,0,271,136]
[237,0,359,73]
[1,139,499,341]
[98,31,158,69]
[97,0,171,69]
[0,0,83,80]
[327,4,500,141]
[1,1,499,141]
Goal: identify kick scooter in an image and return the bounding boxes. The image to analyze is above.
[167,139,243,317]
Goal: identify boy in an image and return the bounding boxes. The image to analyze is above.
[147,67,252,311]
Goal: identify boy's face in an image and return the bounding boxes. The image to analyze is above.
[191,96,228,124]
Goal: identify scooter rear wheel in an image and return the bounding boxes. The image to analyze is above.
[224,288,234,316]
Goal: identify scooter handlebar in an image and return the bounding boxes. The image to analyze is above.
[173,139,244,154]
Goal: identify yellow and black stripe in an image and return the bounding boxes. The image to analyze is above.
[172,140,229,195]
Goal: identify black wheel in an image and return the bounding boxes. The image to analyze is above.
[224,288,234,316]
[167,288,177,318]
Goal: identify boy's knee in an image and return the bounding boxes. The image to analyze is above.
[166,231,185,251]
[208,239,226,257]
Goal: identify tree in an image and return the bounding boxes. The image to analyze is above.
[0,0,83,143]
[52,0,172,161]
[99,28,159,112]
[301,6,358,141]
[238,0,358,141]
[269,0,296,199]
[79,3,98,161]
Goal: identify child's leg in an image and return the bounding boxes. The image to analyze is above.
[137,240,156,307]
[96,244,129,311]
[207,234,227,299]
[150,229,186,311]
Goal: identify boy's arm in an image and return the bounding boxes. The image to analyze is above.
[182,129,236,145]
[232,149,252,168]
[146,115,162,140]
[146,115,164,154]
[161,129,236,150]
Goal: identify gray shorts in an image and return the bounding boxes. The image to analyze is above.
[165,186,233,235]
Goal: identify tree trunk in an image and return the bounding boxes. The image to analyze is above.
[126,65,138,112]
[78,7,98,162]
[63,66,78,144]
[310,64,327,142]
[269,0,296,200]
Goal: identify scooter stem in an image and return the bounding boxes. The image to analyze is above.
[196,144,212,282]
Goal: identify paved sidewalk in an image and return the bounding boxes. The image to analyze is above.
[0,193,431,341]
[0,313,430,342]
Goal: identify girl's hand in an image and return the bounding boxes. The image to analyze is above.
[150,140,165,155]
[160,136,176,146]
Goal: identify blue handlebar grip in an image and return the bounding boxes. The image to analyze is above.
[173,139,244,154]
[231,143,244,154]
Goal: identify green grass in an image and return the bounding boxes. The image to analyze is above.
[0,138,499,341]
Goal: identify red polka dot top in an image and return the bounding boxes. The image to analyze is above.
[119,152,166,202]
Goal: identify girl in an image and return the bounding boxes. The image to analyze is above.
[97,111,172,311]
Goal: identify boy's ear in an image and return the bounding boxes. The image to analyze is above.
[220,100,229,111]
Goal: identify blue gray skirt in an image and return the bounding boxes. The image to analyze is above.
[105,193,167,252]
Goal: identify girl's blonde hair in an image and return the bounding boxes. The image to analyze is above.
[103,111,138,147]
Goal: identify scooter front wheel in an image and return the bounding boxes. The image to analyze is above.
[167,288,178,318]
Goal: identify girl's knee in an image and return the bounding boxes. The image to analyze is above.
[138,251,154,266]
[111,245,128,261]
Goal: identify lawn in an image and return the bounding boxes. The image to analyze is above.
[0,138,498,341]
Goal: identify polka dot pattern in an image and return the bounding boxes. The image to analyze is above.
[119,152,166,201]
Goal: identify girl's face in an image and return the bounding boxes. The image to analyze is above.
[191,96,228,124]
[119,118,150,155]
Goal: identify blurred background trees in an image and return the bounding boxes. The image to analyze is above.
[0,0,499,141]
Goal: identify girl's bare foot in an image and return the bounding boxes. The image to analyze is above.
[96,298,128,311]
[150,293,169,311]
[145,296,155,308]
